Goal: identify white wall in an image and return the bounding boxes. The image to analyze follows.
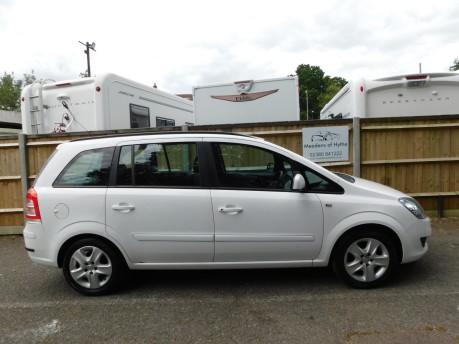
[0,110,22,134]
[0,110,21,123]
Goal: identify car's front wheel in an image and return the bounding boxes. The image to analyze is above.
[62,238,126,296]
[332,230,399,288]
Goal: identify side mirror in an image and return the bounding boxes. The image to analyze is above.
[292,174,306,191]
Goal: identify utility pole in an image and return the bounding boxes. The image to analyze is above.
[305,90,309,120]
[79,41,96,77]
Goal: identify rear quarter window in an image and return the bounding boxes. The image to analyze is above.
[53,147,115,187]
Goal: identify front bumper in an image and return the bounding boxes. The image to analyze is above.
[401,217,432,264]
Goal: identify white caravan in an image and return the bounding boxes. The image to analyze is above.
[320,73,459,119]
[21,73,194,134]
[193,76,300,125]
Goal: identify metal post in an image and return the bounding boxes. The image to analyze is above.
[86,42,91,77]
[352,117,361,177]
[437,195,444,218]
[79,41,96,77]
[305,91,309,120]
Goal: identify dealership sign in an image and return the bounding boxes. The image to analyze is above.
[302,126,349,162]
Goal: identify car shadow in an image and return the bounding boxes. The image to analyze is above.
[121,267,340,296]
[118,259,435,297]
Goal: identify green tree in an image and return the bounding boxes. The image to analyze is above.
[23,71,37,86]
[318,76,348,110]
[450,58,459,72]
[295,65,347,120]
[296,64,326,120]
[0,72,23,111]
[0,71,37,111]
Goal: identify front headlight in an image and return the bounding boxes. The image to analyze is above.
[399,197,427,219]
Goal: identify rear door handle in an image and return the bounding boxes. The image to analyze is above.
[218,206,243,214]
[112,203,135,213]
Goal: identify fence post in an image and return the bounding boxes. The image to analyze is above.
[353,117,361,177]
[18,133,29,220]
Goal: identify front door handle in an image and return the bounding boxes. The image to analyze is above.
[112,203,135,213]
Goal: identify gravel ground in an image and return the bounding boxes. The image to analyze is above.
[0,218,458,343]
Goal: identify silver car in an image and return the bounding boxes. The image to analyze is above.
[24,132,431,295]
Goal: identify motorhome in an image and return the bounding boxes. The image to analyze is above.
[320,73,459,119]
[193,76,300,125]
[21,73,194,134]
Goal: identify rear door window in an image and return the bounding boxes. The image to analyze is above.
[116,142,200,187]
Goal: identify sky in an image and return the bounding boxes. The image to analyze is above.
[1,0,458,94]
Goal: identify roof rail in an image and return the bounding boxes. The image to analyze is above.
[70,130,257,143]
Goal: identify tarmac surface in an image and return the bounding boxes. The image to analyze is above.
[0,218,458,343]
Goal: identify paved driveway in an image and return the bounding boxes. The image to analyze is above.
[0,219,458,343]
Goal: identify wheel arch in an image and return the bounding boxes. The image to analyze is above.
[57,234,127,269]
[329,224,403,268]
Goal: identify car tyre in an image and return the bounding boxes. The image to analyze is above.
[63,238,126,296]
[332,229,399,288]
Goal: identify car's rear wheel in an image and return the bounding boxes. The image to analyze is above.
[332,230,399,288]
[62,238,126,296]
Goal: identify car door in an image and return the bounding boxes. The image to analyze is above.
[207,140,325,262]
[105,139,215,263]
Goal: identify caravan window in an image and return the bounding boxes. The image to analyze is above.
[130,104,150,128]
[156,117,175,127]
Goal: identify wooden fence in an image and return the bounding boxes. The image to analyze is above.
[1,115,459,234]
